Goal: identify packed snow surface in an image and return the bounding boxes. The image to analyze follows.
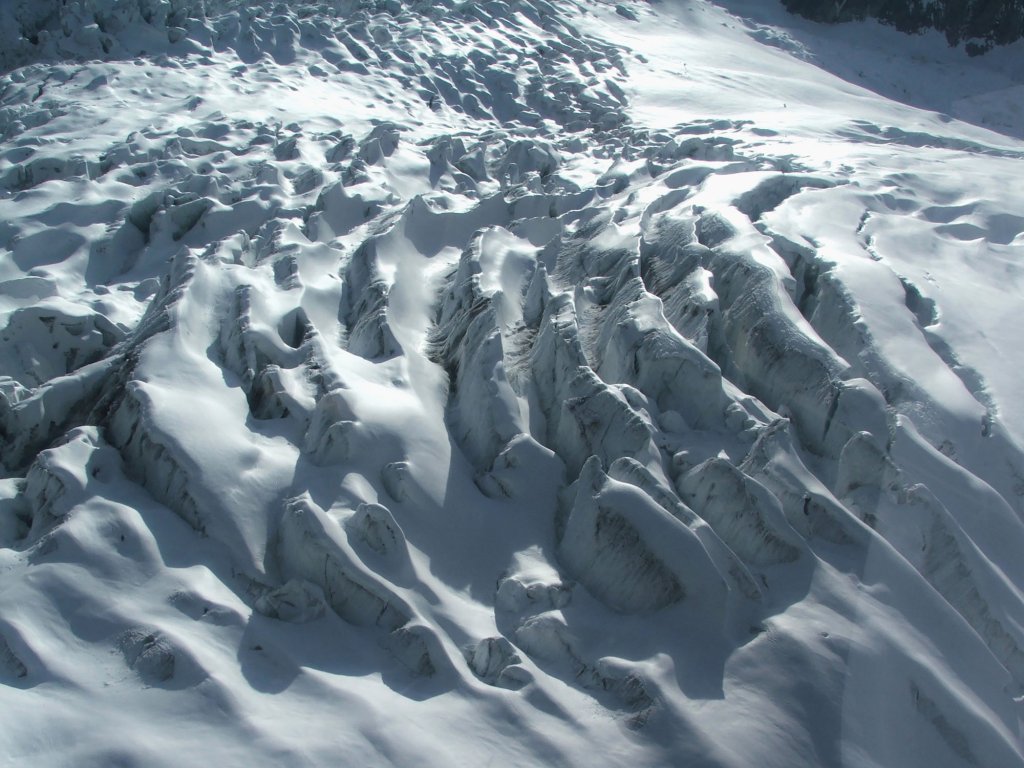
[1,0,1024,766]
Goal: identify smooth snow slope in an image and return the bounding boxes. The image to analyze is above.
[0,1,1023,766]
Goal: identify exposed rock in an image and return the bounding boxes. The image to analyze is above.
[782,0,1024,52]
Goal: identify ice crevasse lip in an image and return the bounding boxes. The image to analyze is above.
[1,1,1024,767]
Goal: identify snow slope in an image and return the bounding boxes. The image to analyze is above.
[0,1,1023,766]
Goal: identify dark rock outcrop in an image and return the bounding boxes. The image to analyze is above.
[782,0,1024,53]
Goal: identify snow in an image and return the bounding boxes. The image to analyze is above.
[1,0,1024,765]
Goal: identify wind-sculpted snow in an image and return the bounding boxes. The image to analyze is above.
[2,0,1024,766]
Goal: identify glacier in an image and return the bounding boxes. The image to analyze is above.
[1,0,1024,765]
